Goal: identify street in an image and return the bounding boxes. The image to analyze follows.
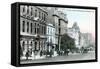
[20,51,95,64]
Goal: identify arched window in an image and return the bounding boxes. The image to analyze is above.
[39,11,41,18]
[27,6,29,15]
[35,10,37,17]
[31,7,33,16]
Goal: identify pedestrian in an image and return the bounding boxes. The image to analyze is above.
[25,50,29,60]
[66,49,69,56]
[50,50,53,57]
[40,51,43,56]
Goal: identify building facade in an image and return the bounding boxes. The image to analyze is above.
[67,22,81,49]
[45,7,68,55]
[20,5,48,59]
[46,23,56,55]
[52,8,68,51]
[80,33,95,49]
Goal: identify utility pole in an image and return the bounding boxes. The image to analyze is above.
[58,19,61,55]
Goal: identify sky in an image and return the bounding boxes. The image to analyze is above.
[59,8,95,39]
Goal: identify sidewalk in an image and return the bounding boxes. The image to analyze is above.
[21,55,46,60]
[68,52,81,56]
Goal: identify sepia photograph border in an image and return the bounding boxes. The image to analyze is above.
[11,2,98,67]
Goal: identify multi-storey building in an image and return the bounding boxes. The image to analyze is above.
[67,22,81,49]
[45,7,68,54]
[20,5,48,59]
[52,8,68,51]
[46,23,56,53]
[80,33,95,49]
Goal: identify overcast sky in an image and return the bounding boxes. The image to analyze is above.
[60,8,95,39]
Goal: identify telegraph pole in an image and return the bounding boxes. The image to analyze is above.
[58,19,61,55]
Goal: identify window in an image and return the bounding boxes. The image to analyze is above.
[44,14,45,21]
[22,21,25,32]
[35,23,37,34]
[30,41,33,46]
[39,41,40,50]
[48,28,49,34]
[50,29,52,34]
[31,8,33,16]
[34,42,37,50]
[39,11,41,18]
[27,22,29,33]
[43,26,44,35]
[35,10,37,17]
[32,23,35,34]
[22,41,25,51]
[30,23,33,33]
[42,13,43,20]
[42,26,45,35]
[44,26,46,35]
[45,27,46,34]
[42,26,44,35]
[23,6,25,13]
[37,24,39,34]
[40,25,41,34]
[38,24,40,34]
[27,6,29,14]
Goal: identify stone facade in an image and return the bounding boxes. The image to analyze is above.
[46,23,56,55]
[20,5,48,59]
[52,8,68,47]
[20,6,68,59]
